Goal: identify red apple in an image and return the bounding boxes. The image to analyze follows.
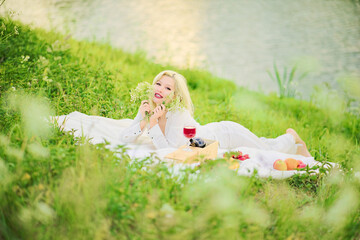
[298,163,307,169]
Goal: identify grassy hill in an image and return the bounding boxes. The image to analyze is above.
[0,16,359,239]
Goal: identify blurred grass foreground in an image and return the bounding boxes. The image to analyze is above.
[1,16,360,239]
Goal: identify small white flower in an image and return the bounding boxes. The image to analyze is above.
[38,56,49,67]
[14,26,19,35]
[20,55,30,63]
[130,82,153,103]
[43,76,53,83]
[11,86,16,91]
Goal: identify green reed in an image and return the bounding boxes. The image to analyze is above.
[267,62,309,99]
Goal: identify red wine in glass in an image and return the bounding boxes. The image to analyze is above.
[183,126,196,138]
[183,126,196,151]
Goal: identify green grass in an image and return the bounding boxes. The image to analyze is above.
[1,16,360,239]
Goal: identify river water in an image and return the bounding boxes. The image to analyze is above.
[2,0,360,97]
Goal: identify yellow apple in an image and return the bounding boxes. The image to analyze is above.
[229,161,240,170]
[273,159,287,171]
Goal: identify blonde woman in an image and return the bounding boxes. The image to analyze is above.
[121,70,311,157]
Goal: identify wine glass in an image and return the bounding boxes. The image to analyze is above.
[183,126,196,151]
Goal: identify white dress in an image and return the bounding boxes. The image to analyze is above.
[52,111,335,179]
[121,109,298,154]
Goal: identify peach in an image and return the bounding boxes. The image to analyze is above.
[285,158,299,170]
[273,159,287,171]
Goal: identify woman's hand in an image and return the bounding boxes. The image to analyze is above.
[150,104,166,120]
[139,100,151,119]
[149,104,166,126]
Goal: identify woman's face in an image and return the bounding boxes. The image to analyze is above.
[153,75,175,105]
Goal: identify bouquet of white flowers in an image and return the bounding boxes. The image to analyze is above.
[130,82,153,104]
[130,82,186,120]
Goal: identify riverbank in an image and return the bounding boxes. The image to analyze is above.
[1,17,359,239]
[4,0,360,97]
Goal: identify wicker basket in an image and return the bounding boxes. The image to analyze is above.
[165,139,219,162]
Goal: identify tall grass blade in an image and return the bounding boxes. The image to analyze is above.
[298,71,309,81]
[273,63,284,97]
[266,70,276,82]
[288,65,297,84]
[283,66,288,85]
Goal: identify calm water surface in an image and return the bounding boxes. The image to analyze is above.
[2,0,360,97]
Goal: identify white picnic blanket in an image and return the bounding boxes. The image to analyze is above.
[52,111,335,179]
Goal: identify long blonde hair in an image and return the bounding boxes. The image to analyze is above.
[150,70,194,116]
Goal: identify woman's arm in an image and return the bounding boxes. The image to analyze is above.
[120,111,144,143]
[120,100,151,143]
[147,124,171,149]
[146,104,169,148]
[147,109,199,149]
